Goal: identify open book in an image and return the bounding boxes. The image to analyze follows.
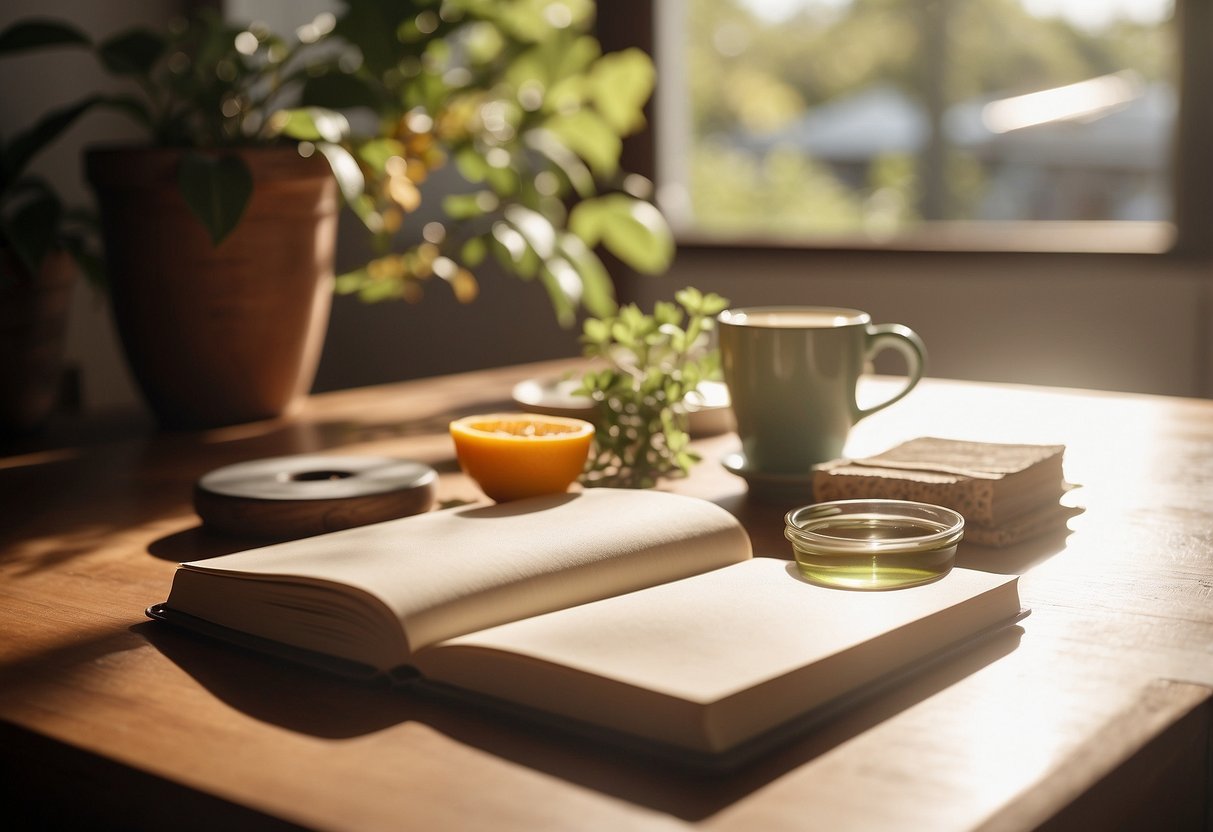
[150,489,1024,766]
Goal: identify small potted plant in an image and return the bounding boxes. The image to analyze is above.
[8,0,672,429]
[0,21,102,436]
[578,288,730,488]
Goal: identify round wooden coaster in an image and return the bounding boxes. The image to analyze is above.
[194,454,437,539]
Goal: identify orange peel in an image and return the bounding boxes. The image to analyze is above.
[450,413,595,502]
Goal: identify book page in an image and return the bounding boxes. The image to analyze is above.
[173,489,751,661]
[414,560,1020,754]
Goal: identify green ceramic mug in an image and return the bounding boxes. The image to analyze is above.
[717,307,926,477]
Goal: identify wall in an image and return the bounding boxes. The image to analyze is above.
[624,249,1212,398]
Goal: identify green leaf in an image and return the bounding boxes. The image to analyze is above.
[334,268,368,295]
[444,193,488,220]
[675,286,703,312]
[0,19,90,56]
[2,95,99,188]
[568,194,674,274]
[653,300,681,326]
[504,205,555,258]
[523,129,595,198]
[461,237,487,267]
[543,110,621,178]
[559,233,615,318]
[587,49,654,134]
[486,165,519,196]
[333,0,418,74]
[274,108,349,143]
[177,152,254,246]
[354,138,406,174]
[316,142,364,203]
[539,258,579,327]
[491,220,539,278]
[582,317,610,344]
[97,28,166,76]
[555,35,603,84]
[455,148,490,183]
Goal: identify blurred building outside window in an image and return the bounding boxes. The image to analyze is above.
[656,0,1177,250]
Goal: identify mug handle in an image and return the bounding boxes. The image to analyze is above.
[855,323,927,421]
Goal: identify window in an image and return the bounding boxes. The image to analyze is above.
[597,0,1213,398]
[651,0,1186,252]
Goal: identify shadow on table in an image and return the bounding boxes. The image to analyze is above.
[137,618,1023,821]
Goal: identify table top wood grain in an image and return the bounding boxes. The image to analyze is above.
[3,360,1212,831]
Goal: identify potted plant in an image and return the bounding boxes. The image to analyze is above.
[12,0,672,429]
[0,21,102,436]
[578,288,729,488]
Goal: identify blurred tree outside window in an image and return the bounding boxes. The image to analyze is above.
[657,0,1176,245]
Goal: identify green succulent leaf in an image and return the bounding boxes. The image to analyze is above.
[578,287,729,489]
[177,152,254,246]
[0,19,90,56]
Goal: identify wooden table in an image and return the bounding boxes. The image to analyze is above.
[3,359,1212,831]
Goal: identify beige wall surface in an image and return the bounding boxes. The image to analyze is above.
[626,250,1212,398]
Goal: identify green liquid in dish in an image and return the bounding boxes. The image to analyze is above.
[789,514,958,590]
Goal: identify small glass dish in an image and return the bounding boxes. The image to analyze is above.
[784,499,965,590]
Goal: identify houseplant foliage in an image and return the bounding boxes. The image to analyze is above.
[0,20,101,285]
[307,0,673,324]
[0,21,103,434]
[10,0,673,323]
[3,0,671,428]
[0,12,354,429]
[577,288,730,488]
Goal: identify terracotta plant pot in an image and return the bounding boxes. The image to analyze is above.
[0,249,76,437]
[86,146,338,429]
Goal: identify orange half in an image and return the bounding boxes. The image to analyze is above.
[449,413,595,502]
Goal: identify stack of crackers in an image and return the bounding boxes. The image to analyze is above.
[812,437,1075,546]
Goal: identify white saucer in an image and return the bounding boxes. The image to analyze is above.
[512,376,734,437]
[511,377,595,419]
